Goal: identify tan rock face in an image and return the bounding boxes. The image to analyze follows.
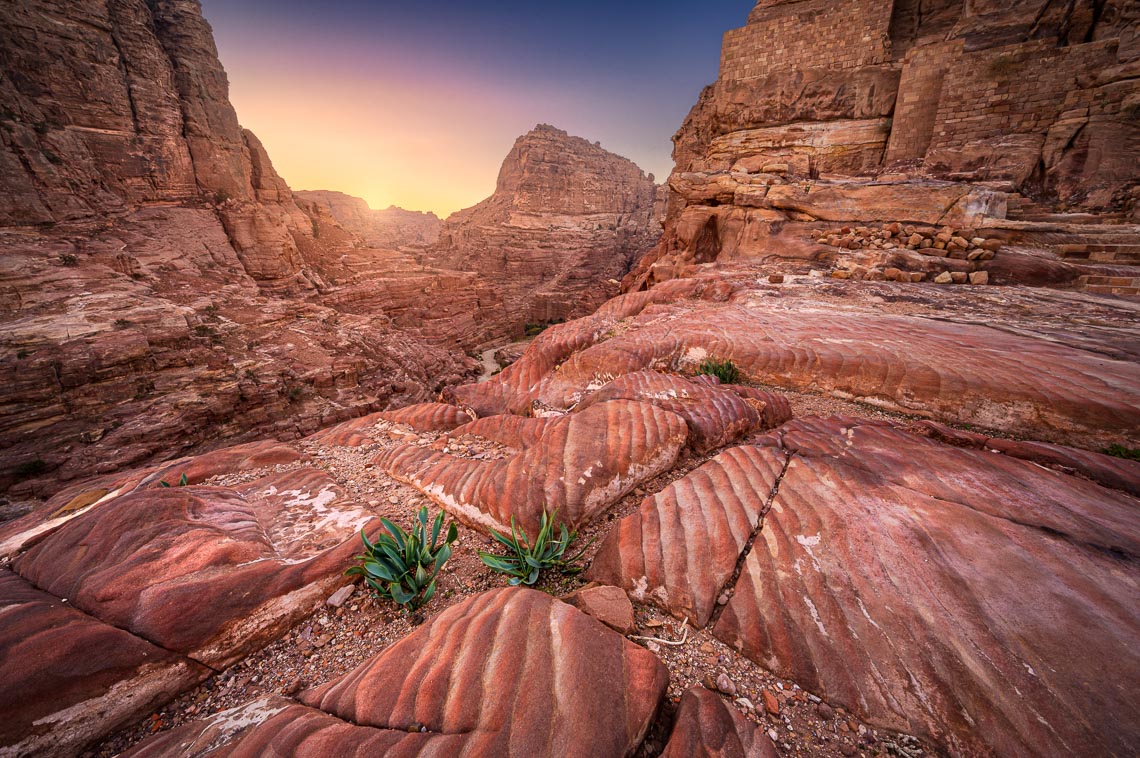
[426,124,661,334]
[125,588,669,758]
[638,0,1139,284]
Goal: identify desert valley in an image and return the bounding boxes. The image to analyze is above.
[0,1,1138,756]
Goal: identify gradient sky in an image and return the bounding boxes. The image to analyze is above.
[200,0,755,218]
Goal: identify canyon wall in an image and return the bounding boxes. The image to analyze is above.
[630,0,1140,290]
[427,125,662,332]
[0,0,476,495]
[294,191,442,249]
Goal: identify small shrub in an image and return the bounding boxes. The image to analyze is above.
[58,253,78,267]
[1103,444,1140,462]
[697,357,741,384]
[158,473,189,488]
[213,188,231,205]
[113,318,131,330]
[478,509,593,586]
[346,507,458,612]
[16,349,30,359]
[14,459,48,479]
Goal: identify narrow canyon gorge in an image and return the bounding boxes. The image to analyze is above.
[1,1,1137,757]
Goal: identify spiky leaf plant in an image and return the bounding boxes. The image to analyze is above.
[478,509,593,586]
[347,507,458,612]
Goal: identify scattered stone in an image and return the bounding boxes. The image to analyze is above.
[716,673,737,696]
[762,689,781,715]
[934,271,954,284]
[970,271,990,285]
[561,584,636,635]
[768,274,785,284]
[325,584,355,608]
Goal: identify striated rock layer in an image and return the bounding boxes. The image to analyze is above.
[124,588,669,758]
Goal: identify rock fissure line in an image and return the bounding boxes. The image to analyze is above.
[707,442,796,629]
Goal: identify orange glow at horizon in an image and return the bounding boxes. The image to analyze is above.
[226,69,521,218]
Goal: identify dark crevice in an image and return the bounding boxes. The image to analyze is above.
[707,439,796,628]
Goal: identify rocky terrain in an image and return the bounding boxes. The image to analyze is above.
[0,2,660,497]
[2,1,1139,758]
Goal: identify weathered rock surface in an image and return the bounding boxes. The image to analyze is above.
[516,288,1138,448]
[632,0,1139,292]
[710,417,1140,756]
[379,400,689,535]
[561,584,637,635]
[588,445,787,628]
[377,403,474,433]
[425,124,661,335]
[0,569,208,758]
[661,687,779,758]
[124,588,669,758]
[12,466,373,667]
[0,2,478,495]
[575,370,786,454]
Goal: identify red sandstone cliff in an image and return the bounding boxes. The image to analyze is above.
[426,125,662,333]
[0,0,476,494]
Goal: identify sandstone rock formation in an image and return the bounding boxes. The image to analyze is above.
[379,400,690,536]
[629,0,1140,295]
[123,588,669,757]
[425,125,661,335]
[457,271,1140,449]
[715,417,1140,756]
[0,1,477,495]
[662,687,779,758]
[295,191,441,249]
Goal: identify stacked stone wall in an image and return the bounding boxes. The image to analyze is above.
[721,0,894,83]
[927,39,1119,152]
[886,40,963,163]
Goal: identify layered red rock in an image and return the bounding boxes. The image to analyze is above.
[575,370,782,454]
[531,298,1139,448]
[378,403,474,432]
[0,2,479,495]
[661,687,779,758]
[714,417,1140,756]
[424,124,661,335]
[12,467,374,667]
[448,276,740,417]
[588,445,787,628]
[125,588,669,757]
[378,400,689,535]
[0,569,208,757]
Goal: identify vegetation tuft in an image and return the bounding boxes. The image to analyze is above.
[478,509,592,586]
[158,473,189,488]
[347,507,458,612]
[1102,444,1140,462]
[14,459,48,480]
[697,356,741,384]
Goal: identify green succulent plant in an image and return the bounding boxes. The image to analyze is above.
[347,507,458,612]
[697,356,741,384]
[158,473,189,488]
[478,509,593,586]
